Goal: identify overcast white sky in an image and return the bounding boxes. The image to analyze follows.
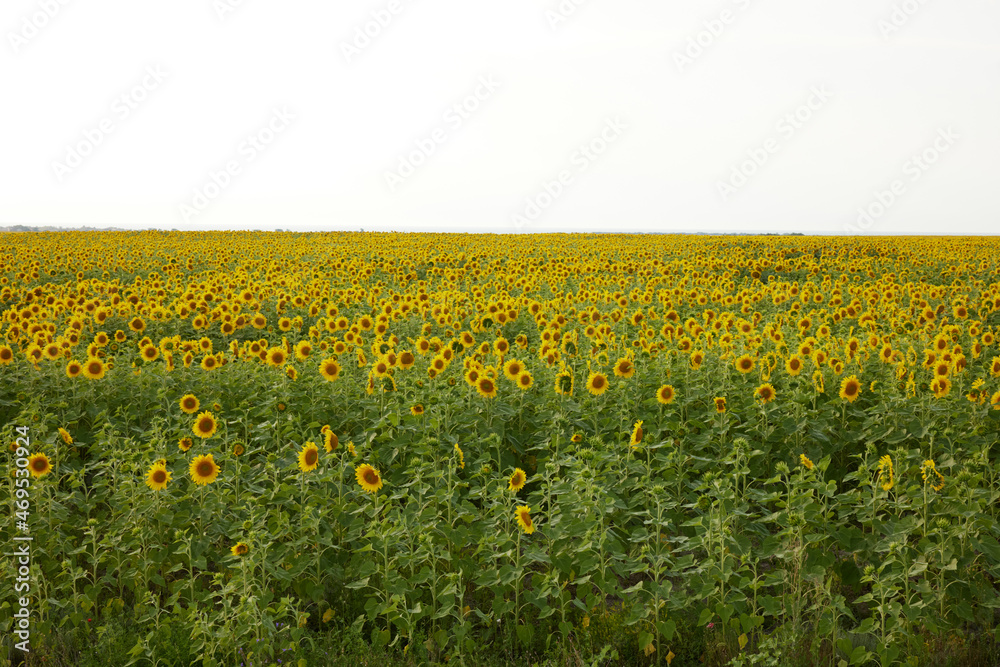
[2,0,998,234]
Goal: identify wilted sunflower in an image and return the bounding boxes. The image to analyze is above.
[179,394,200,414]
[755,383,776,404]
[145,462,171,491]
[515,505,534,535]
[189,453,220,486]
[319,358,341,381]
[839,376,862,402]
[476,376,498,399]
[28,453,52,478]
[192,411,218,439]
[230,542,250,557]
[629,420,643,449]
[355,463,383,493]
[508,468,527,492]
[585,371,609,396]
[298,442,320,472]
[656,384,675,405]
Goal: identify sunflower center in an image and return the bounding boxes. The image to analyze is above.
[31,459,47,472]
[153,470,166,483]
[364,470,379,485]
[197,462,213,476]
[305,450,317,466]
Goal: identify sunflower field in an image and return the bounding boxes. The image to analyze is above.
[2,231,1000,666]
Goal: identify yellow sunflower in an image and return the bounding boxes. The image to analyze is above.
[799,454,814,470]
[516,371,533,390]
[713,397,727,413]
[28,453,52,478]
[298,442,320,472]
[629,420,643,449]
[613,357,635,378]
[58,427,73,445]
[755,383,776,404]
[145,462,171,491]
[839,376,862,402]
[411,404,424,416]
[192,411,218,439]
[508,468,527,492]
[656,384,675,405]
[785,355,803,376]
[231,542,250,557]
[323,431,339,453]
[735,354,754,374]
[515,505,534,535]
[178,437,193,452]
[179,394,200,414]
[476,376,498,399]
[189,453,220,486]
[319,358,341,381]
[355,463,383,493]
[585,371,609,396]
[82,357,106,380]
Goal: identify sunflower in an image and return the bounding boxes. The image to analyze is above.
[735,354,754,374]
[189,453,220,486]
[921,459,945,491]
[503,359,524,381]
[58,428,73,445]
[713,396,727,413]
[876,455,894,491]
[754,383,776,404]
[141,345,159,362]
[515,505,534,535]
[656,384,675,405]
[812,370,825,393]
[145,462,171,491]
[516,371,533,390]
[629,420,643,449]
[454,443,465,469]
[613,357,635,378]
[266,347,287,367]
[298,442,320,472]
[571,433,583,443]
[585,371,609,396]
[989,356,1000,377]
[992,389,1000,410]
[930,376,951,399]
[476,376,498,399]
[28,453,52,478]
[179,394,200,414]
[178,437,193,452]
[398,351,415,369]
[410,404,424,416]
[785,355,803,376]
[319,358,341,381]
[128,316,145,333]
[323,431,339,453]
[0,345,14,364]
[839,376,861,402]
[508,468,527,492]
[82,357,106,380]
[231,542,250,557]
[355,463,383,493]
[192,411,218,439]
[554,371,573,396]
[799,454,814,470]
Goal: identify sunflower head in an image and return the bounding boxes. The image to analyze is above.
[192,411,218,439]
[515,505,534,535]
[298,442,320,472]
[28,453,52,478]
[508,468,527,492]
[189,453,220,486]
[713,397,727,413]
[355,463,383,493]
[145,463,171,491]
[230,542,250,557]
[656,384,675,405]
